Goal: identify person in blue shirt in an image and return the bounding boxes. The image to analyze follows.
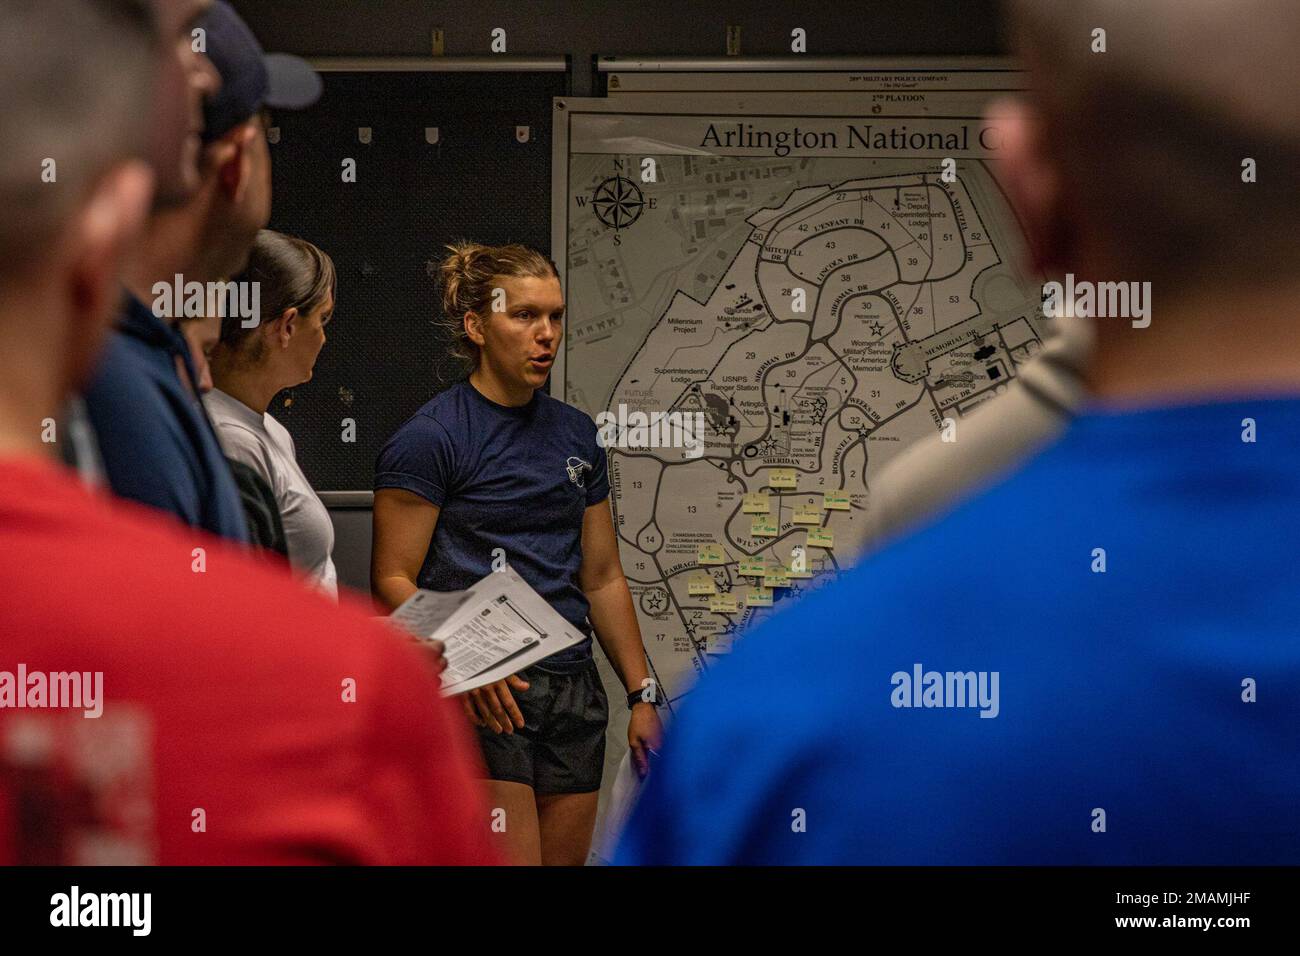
[372,241,663,865]
[83,1,319,543]
[616,0,1300,865]
[87,293,249,540]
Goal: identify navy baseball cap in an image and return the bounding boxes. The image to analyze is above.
[200,2,322,143]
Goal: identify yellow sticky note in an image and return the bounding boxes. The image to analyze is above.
[709,593,739,614]
[792,506,821,525]
[742,492,771,514]
[823,491,851,511]
[698,543,726,565]
[763,570,791,589]
[738,559,766,577]
[750,516,779,538]
[688,574,717,596]
[769,468,798,490]
[807,528,835,549]
[746,587,774,607]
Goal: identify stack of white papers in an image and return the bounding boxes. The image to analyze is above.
[388,566,588,695]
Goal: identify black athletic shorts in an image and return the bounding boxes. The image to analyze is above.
[474,655,609,794]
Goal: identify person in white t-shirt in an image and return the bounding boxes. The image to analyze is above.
[205,229,338,597]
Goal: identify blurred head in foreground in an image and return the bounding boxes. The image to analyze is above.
[992,0,1300,405]
[0,0,158,436]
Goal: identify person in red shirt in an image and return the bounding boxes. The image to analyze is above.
[0,0,495,866]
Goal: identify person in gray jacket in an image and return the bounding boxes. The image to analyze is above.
[865,312,1093,549]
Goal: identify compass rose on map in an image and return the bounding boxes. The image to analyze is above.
[591,176,645,230]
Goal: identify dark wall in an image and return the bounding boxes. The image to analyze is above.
[231,0,1007,88]
[261,69,561,492]
[231,0,1005,54]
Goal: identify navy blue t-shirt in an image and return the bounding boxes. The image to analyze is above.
[375,380,609,663]
[83,293,249,544]
[617,396,1300,864]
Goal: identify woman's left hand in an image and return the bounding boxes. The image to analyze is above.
[627,703,664,780]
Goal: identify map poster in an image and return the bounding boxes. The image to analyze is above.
[552,70,1050,841]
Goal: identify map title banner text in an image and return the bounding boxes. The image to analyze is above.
[700,121,1003,157]
[569,115,1003,158]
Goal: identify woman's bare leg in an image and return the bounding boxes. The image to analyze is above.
[486,779,542,865]
[536,790,599,866]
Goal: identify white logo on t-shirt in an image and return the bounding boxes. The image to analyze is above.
[566,456,591,489]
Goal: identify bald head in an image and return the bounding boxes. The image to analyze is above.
[0,0,155,273]
[1009,0,1300,144]
[0,0,155,437]
[1002,0,1300,294]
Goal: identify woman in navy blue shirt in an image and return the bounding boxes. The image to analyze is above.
[372,242,662,865]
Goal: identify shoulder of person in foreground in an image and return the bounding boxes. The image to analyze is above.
[613,559,889,865]
[165,536,496,864]
[6,473,498,864]
[614,436,1132,865]
[864,315,1093,550]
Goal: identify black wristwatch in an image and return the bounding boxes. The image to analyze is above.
[627,687,662,710]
